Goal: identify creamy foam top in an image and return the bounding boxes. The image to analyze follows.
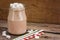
[10,3,25,10]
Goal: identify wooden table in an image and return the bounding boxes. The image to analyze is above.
[0,20,60,40]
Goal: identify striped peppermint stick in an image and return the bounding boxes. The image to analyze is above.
[13,30,44,40]
[13,30,38,40]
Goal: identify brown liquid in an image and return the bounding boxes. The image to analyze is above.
[8,20,27,34]
[8,7,27,35]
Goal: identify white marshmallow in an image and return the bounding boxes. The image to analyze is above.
[2,33,6,36]
[2,31,7,36]
[2,31,6,34]
[6,35,11,39]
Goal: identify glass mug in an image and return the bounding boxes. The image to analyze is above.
[7,3,27,35]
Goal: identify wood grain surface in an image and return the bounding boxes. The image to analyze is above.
[0,20,60,40]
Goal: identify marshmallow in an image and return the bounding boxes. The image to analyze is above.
[6,35,11,39]
[2,31,7,36]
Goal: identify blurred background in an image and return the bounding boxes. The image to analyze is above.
[0,0,60,24]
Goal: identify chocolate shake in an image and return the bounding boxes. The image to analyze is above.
[7,3,27,35]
